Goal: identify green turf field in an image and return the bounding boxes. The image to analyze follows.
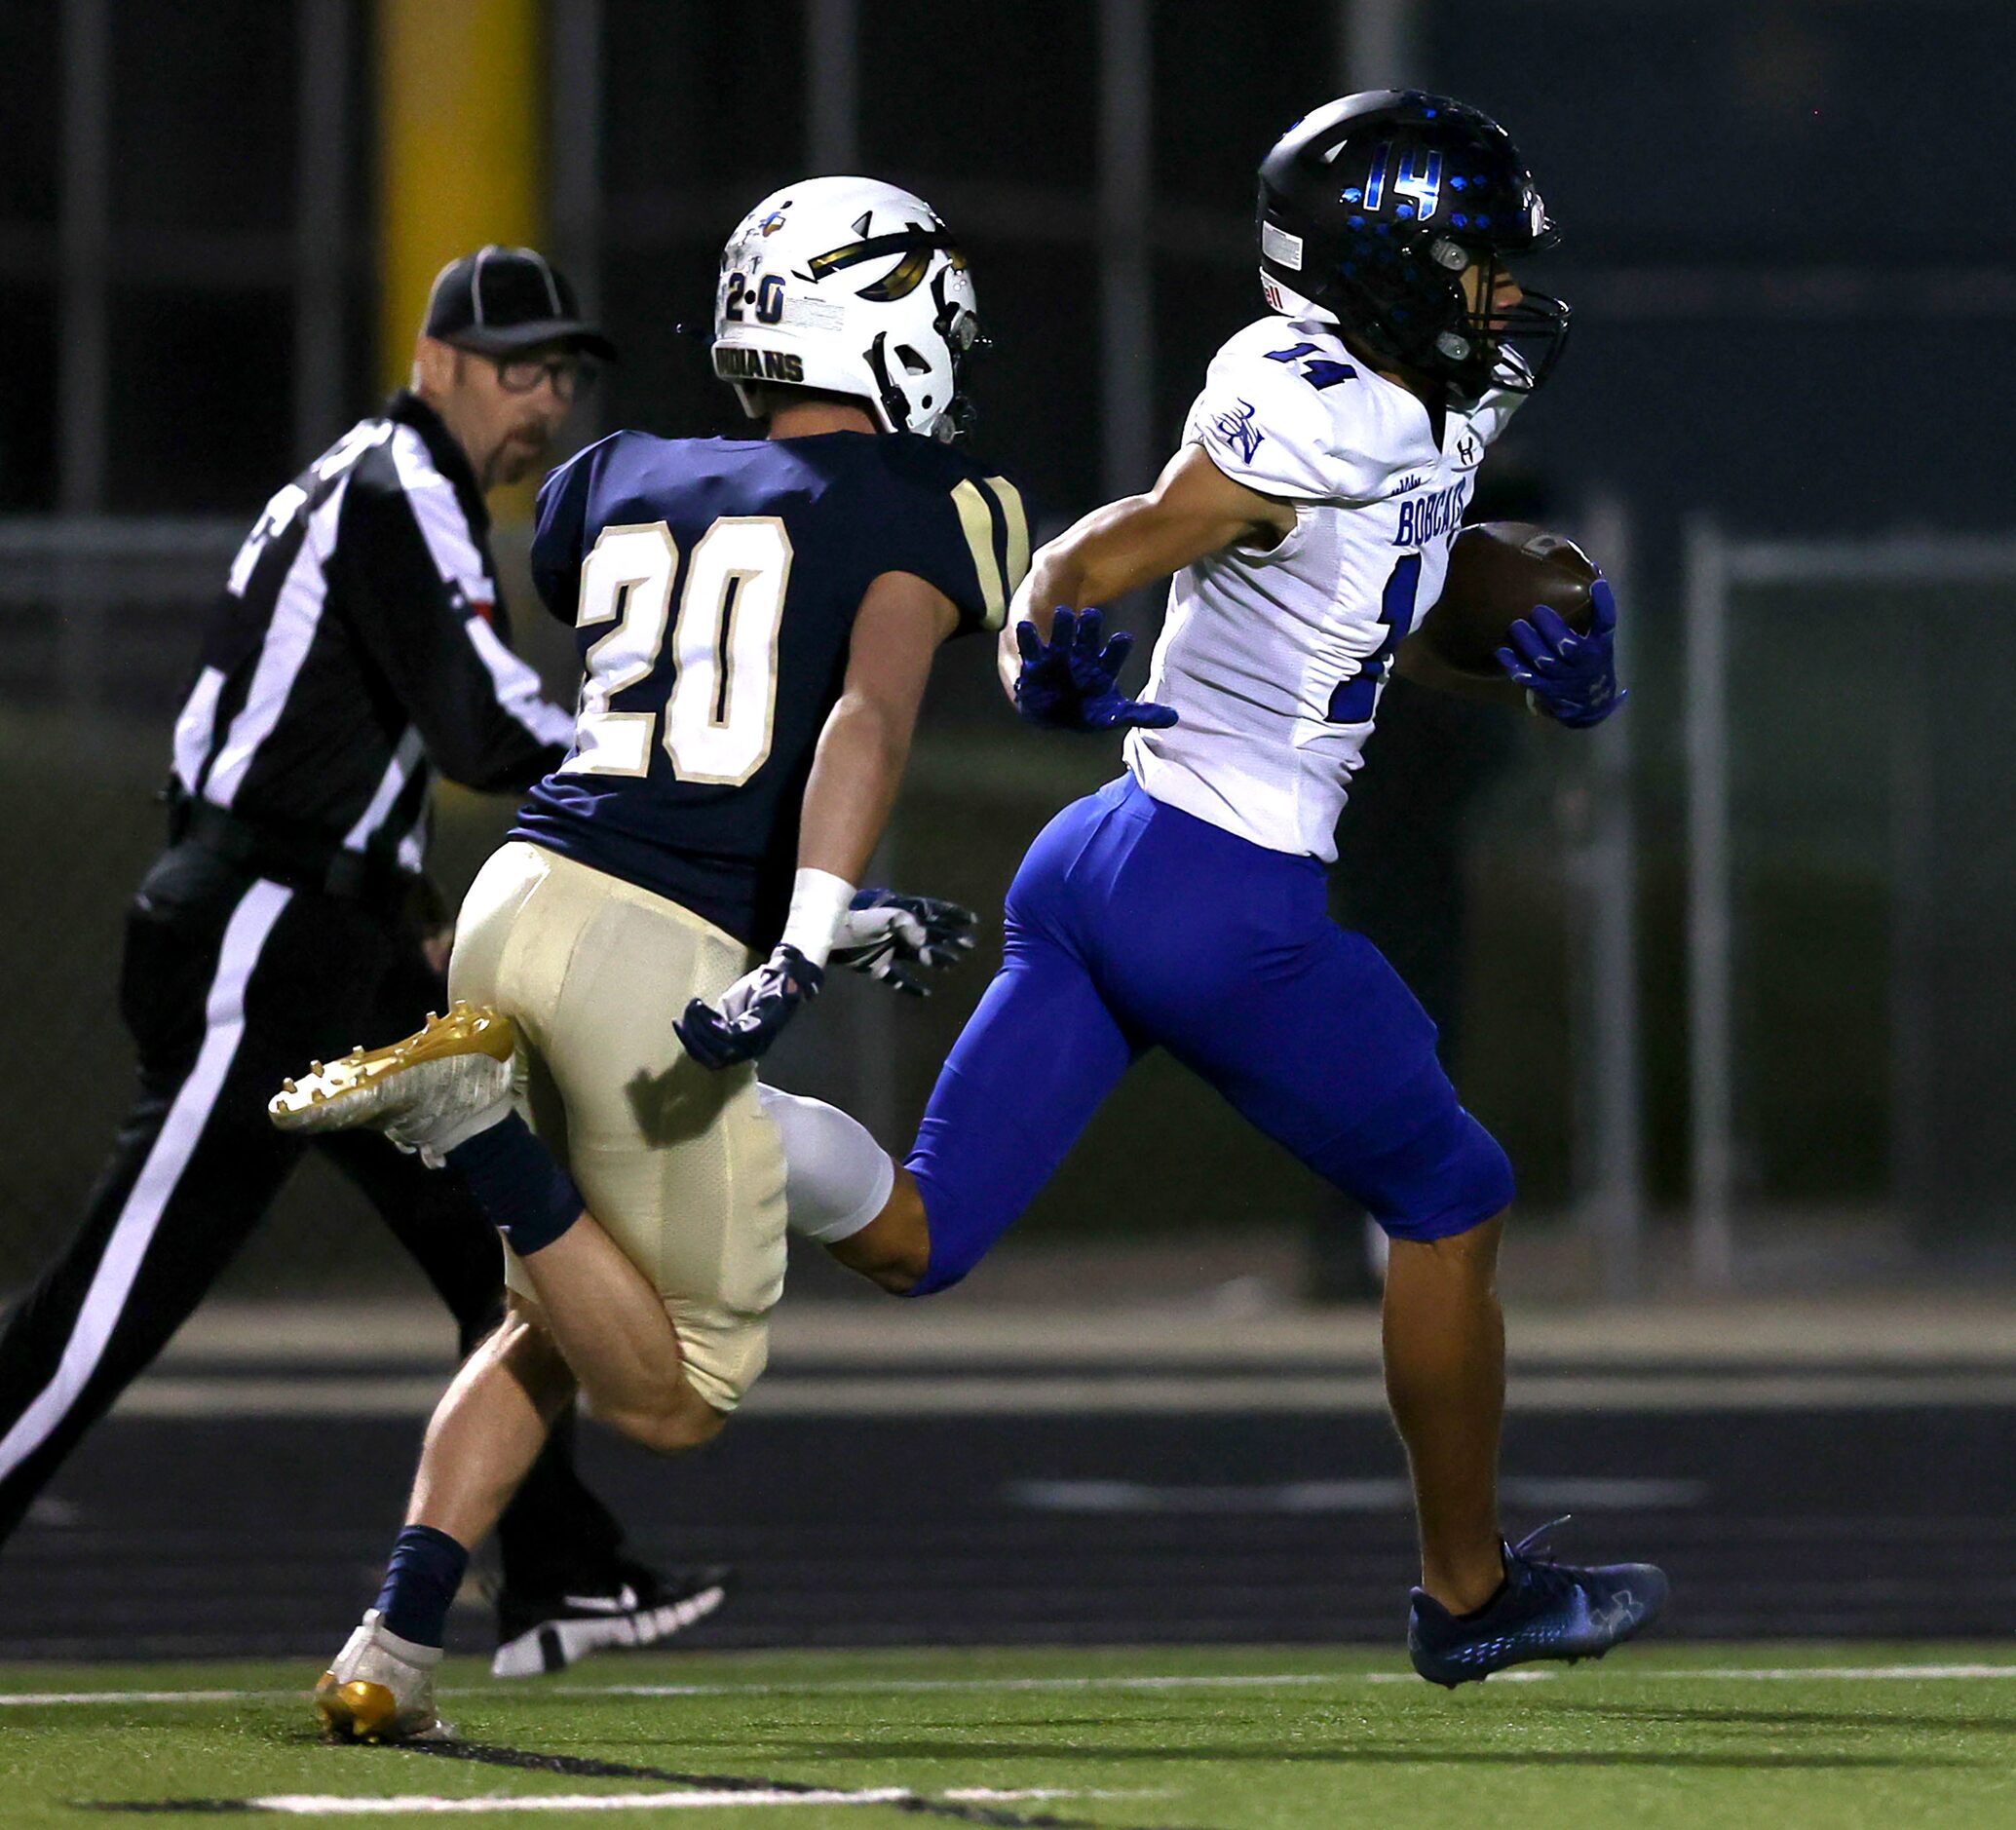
[5,1643,2014,1829]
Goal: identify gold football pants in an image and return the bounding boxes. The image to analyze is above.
[448,841,785,1413]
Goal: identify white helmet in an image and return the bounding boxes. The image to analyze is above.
[712,175,982,441]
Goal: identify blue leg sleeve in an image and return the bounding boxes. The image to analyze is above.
[904,922,1134,1295]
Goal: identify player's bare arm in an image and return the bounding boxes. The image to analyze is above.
[995,443,1295,700]
[676,570,960,1070]
[798,571,961,885]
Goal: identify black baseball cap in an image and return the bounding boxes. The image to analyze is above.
[423,245,618,362]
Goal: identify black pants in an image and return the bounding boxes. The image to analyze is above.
[0,842,624,1597]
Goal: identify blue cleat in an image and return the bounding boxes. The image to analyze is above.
[1407,1517,1668,1688]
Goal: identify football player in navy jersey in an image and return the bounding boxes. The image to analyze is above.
[275,177,1030,1741]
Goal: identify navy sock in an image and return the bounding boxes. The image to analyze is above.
[374,1524,470,1650]
[446,1111,584,1257]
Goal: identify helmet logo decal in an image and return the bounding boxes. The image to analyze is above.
[856,247,933,302]
[1362,145,1388,211]
[1352,143,1442,222]
[1393,147,1443,222]
[805,228,959,302]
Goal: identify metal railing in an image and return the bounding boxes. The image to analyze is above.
[1683,526,2016,1278]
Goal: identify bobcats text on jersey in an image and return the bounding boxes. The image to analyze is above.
[1395,477,1471,546]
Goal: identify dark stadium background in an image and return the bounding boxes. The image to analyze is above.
[3,0,2016,1658]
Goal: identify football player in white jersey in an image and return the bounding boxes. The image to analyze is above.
[804,92,1660,1686]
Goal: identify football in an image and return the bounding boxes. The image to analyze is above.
[1423,521,1601,676]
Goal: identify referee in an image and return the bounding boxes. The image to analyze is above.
[0,247,723,1676]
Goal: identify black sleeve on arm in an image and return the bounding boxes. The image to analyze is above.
[336,473,575,793]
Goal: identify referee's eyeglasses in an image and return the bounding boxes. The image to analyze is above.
[484,351,600,403]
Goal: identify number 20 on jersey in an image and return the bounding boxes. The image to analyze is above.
[563,516,791,787]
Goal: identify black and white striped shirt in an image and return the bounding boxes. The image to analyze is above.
[170,392,574,878]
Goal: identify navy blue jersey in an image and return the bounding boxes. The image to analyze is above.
[513,430,1030,947]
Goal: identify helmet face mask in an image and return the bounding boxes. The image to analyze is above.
[1407,241,1573,400]
[1257,91,1572,400]
[712,176,982,440]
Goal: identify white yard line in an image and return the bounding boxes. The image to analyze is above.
[10,1661,2016,1713]
[236,1792,915,1814]
[156,1790,1148,1817]
[0,1674,1353,1707]
[1642,1664,2016,1681]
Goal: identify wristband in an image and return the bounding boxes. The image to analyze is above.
[780,867,856,971]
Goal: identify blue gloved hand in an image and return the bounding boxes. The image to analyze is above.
[831,888,978,997]
[1013,607,1178,733]
[1496,577,1627,729]
[675,944,824,1069]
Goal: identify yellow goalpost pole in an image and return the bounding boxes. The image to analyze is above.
[374,0,544,398]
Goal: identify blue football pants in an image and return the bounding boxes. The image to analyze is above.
[906,775,1514,1293]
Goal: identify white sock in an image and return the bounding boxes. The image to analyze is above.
[758,1085,894,1244]
[361,1608,444,1669]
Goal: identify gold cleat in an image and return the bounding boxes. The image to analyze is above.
[268,1001,515,1141]
[314,1672,401,1743]
[314,1610,453,1745]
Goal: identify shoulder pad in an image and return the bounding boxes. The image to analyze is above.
[1189,318,1439,504]
[869,436,1033,634]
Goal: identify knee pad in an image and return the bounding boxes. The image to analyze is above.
[757,1085,894,1243]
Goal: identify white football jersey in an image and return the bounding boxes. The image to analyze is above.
[1123,316,1524,861]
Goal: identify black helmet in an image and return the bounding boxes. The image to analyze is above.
[1257,91,1571,400]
